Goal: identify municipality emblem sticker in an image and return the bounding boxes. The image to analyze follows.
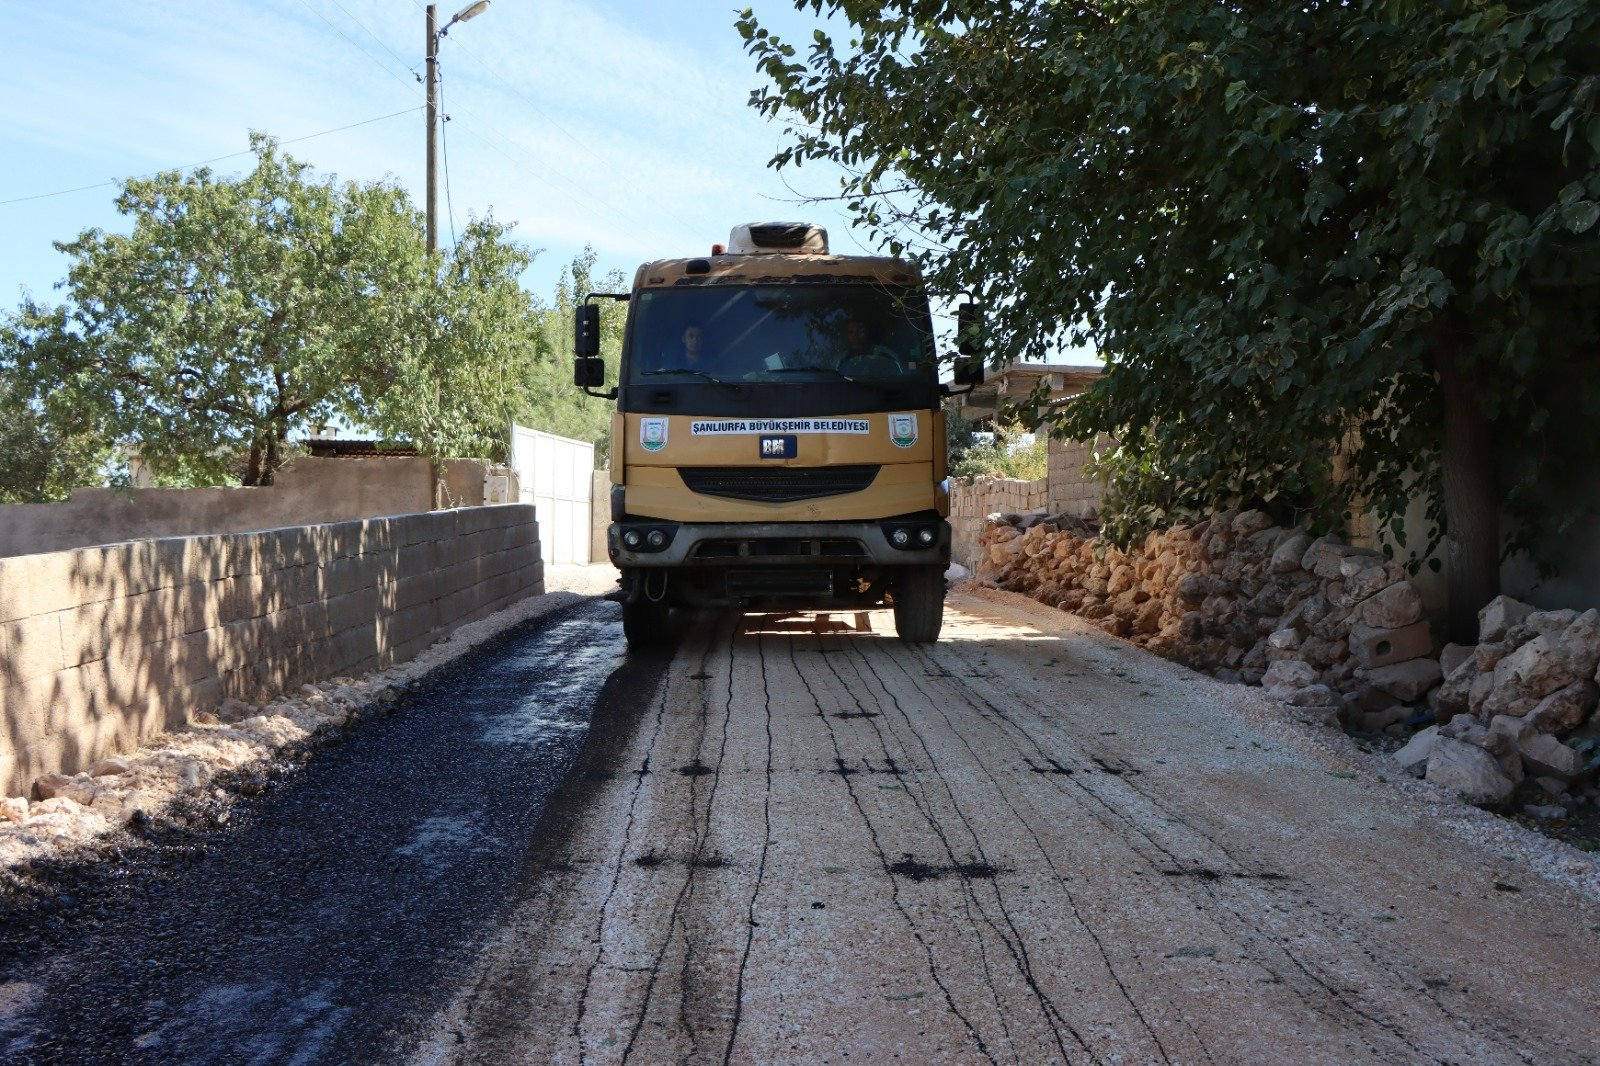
[640,418,668,452]
[889,413,918,448]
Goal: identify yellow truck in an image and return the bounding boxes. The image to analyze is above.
[574,222,980,647]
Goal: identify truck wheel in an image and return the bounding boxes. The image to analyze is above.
[893,566,945,643]
[622,599,672,648]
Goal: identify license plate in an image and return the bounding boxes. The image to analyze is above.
[758,435,797,459]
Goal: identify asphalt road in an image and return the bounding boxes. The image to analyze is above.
[0,598,660,1064]
[5,588,1600,1064]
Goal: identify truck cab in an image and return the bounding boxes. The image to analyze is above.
[574,222,979,646]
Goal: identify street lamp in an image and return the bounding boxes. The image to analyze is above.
[425,1,490,253]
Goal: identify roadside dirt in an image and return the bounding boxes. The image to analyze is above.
[417,586,1600,1065]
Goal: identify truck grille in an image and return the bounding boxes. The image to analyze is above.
[724,568,835,599]
[678,465,879,503]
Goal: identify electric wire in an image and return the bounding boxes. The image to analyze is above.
[294,0,417,91]
[439,67,458,248]
[302,0,683,247]
[324,0,417,74]
[401,0,699,233]
[0,107,423,208]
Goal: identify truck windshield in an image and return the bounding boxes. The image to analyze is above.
[625,285,934,386]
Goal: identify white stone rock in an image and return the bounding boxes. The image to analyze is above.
[1393,726,1439,773]
[1488,633,1584,712]
[1286,684,1337,707]
[1554,610,1600,681]
[1426,737,1517,805]
[1271,532,1313,573]
[1479,595,1535,643]
[0,798,28,824]
[1267,627,1301,651]
[1355,582,1424,629]
[1517,734,1587,783]
[1362,658,1443,702]
[87,758,130,778]
[1439,643,1474,677]
[1488,715,1534,743]
[1527,608,1581,635]
[1524,679,1598,734]
[1262,659,1319,691]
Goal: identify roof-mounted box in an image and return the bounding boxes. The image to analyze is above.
[726,222,829,255]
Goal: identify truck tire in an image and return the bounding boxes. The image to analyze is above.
[893,566,945,643]
[622,599,672,648]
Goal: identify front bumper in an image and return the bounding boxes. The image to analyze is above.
[608,520,950,569]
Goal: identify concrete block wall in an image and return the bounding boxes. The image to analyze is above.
[948,476,1048,569]
[0,505,542,797]
[0,456,496,559]
[1047,436,1106,518]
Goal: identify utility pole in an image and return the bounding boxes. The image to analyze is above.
[425,3,439,254]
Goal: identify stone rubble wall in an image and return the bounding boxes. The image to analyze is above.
[979,508,1441,720]
[979,507,1600,804]
[0,505,543,797]
[948,476,1047,569]
[1395,596,1600,804]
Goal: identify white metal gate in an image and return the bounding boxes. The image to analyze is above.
[510,424,594,565]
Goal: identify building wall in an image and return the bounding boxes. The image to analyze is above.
[1047,436,1105,518]
[948,476,1048,569]
[0,505,542,797]
[0,457,494,559]
[592,470,612,565]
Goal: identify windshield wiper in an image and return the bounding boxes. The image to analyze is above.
[768,365,858,382]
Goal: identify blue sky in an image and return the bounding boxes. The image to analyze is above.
[2,0,871,306]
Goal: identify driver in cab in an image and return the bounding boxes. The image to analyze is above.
[836,317,906,377]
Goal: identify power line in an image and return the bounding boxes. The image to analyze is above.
[0,107,423,208]
[294,0,416,91]
[301,0,682,247]
[403,0,700,235]
[324,0,419,75]
[440,68,458,248]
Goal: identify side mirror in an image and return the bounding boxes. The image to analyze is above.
[574,357,605,389]
[956,300,982,358]
[954,357,984,387]
[574,303,601,358]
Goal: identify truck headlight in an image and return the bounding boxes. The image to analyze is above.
[891,528,910,547]
[918,528,935,546]
[647,529,667,548]
[623,530,642,548]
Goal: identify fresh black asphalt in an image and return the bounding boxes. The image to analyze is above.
[0,598,667,1064]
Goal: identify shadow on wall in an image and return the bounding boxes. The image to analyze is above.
[0,506,543,797]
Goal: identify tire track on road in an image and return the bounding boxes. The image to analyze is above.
[720,627,774,1065]
[568,635,676,1064]
[868,637,1193,1065]
[818,632,1091,1064]
[784,634,998,1065]
[914,624,1473,1063]
[619,614,737,1065]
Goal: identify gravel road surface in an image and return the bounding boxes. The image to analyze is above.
[416,589,1600,1065]
[5,585,1600,1064]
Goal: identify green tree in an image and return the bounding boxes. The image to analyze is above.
[2,135,539,490]
[950,420,1047,481]
[515,248,626,466]
[743,1,1600,639]
[0,370,109,503]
